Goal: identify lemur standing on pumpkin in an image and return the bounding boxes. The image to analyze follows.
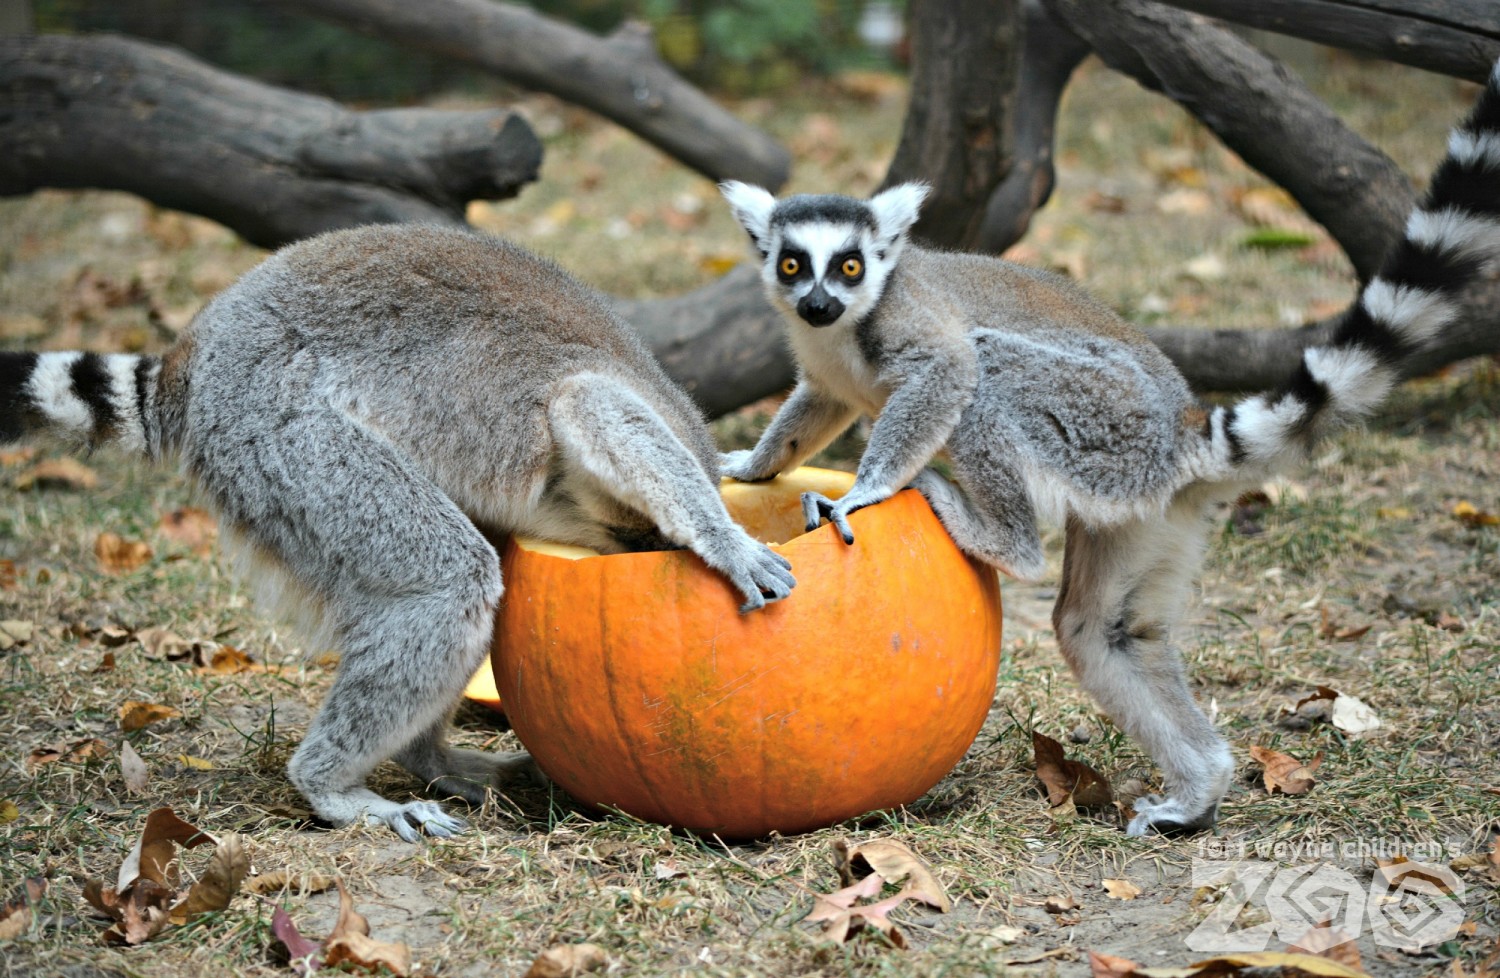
[0,226,795,840]
[719,63,1500,835]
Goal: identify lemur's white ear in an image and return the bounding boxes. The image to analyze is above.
[720,181,777,251]
[869,182,928,243]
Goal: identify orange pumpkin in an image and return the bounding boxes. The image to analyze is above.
[482,467,1002,838]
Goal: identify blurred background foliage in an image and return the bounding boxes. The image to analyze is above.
[32,0,907,101]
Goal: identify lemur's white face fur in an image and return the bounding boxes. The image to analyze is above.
[720,182,928,329]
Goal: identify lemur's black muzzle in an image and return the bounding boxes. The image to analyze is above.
[797,285,844,327]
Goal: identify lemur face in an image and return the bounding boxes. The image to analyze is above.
[720,182,928,329]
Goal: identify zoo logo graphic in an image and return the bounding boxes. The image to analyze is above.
[1186,858,1465,952]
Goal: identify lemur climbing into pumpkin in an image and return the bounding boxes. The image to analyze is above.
[0,226,795,840]
[718,63,1500,835]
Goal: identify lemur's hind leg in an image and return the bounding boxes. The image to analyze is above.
[909,445,1045,582]
[198,408,510,841]
[1052,497,1233,836]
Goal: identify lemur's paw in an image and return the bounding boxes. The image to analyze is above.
[801,488,889,544]
[719,450,776,483]
[364,799,468,842]
[720,535,795,613]
[428,749,546,805]
[1125,794,1218,837]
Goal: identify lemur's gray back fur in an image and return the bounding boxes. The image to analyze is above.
[1,224,795,840]
[721,62,1500,837]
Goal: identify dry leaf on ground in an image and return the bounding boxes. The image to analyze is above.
[272,906,323,973]
[195,645,277,675]
[244,870,337,897]
[323,880,411,976]
[156,507,218,556]
[1044,894,1080,914]
[13,457,98,491]
[1284,687,1381,734]
[0,620,33,651]
[95,532,152,573]
[120,740,149,795]
[1033,731,1114,810]
[119,700,181,733]
[836,838,951,911]
[82,807,244,945]
[523,942,609,978]
[1288,922,1362,970]
[0,801,18,825]
[27,738,109,770]
[136,627,200,662]
[1453,501,1500,527]
[1190,951,1371,977]
[1373,856,1457,894]
[1103,879,1142,901]
[1249,745,1323,796]
[0,878,47,941]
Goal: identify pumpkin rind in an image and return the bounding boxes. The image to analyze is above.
[488,467,1002,838]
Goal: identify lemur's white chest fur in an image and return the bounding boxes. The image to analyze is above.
[784,316,886,415]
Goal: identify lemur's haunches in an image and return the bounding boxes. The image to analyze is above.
[720,64,1500,835]
[1,226,795,840]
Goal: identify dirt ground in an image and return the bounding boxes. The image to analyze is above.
[2,39,1498,978]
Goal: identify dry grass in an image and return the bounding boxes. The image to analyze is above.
[2,39,1498,978]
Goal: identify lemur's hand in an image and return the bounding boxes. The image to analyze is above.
[719,449,776,483]
[801,487,890,545]
[701,527,795,613]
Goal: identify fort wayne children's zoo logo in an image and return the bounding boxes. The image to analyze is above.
[1187,838,1468,953]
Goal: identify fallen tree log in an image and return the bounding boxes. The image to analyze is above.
[1151,0,1500,83]
[283,0,791,189]
[0,33,542,250]
[1042,0,1415,280]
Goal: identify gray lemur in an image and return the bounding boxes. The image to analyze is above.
[0,225,795,840]
[719,64,1500,835]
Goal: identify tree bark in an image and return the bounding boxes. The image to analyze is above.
[283,0,790,190]
[976,0,1092,253]
[1152,0,1500,83]
[0,33,541,250]
[882,0,1021,248]
[1043,0,1415,281]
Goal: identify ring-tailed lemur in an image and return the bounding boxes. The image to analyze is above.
[0,225,795,841]
[719,63,1500,835]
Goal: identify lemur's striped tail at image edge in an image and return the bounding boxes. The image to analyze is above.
[0,350,164,457]
[1213,60,1500,471]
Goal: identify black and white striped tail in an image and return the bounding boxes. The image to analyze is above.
[0,351,161,456]
[1210,60,1500,472]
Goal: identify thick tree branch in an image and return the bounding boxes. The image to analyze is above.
[1043,0,1415,281]
[882,0,1020,247]
[1152,0,1500,83]
[284,0,790,189]
[976,0,1091,254]
[0,33,541,250]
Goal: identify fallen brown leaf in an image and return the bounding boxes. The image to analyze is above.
[272,906,323,972]
[244,870,337,897]
[1089,950,1143,978]
[95,532,152,573]
[1044,894,1079,914]
[837,838,952,911]
[136,627,198,661]
[1453,501,1500,527]
[156,507,217,557]
[121,807,215,891]
[120,740,149,795]
[1288,922,1362,970]
[1374,856,1456,894]
[195,645,276,675]
[1249,745,1323,796]
[523,942,609,978]
[1189,950,1370,977]
[0,620,33,652]
[13,457,98,491]
[119,700,181,733]
[1103,878,1142,901]
[0,559,15,590]
[27,737,109,770]
[0,878,47,941]
[169,833,249,924]
[92,650,117,674]
[323,880,410,976]
[1033,730,1115,809]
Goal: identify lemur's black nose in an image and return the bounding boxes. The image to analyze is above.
[797,286,844,326]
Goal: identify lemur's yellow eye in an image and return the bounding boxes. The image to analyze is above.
[841,257,863,279]
[779,256,800,277]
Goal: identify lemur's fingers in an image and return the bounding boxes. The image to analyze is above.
[363,799,467,841]
[800,491,846,538]
[720,449,776,483]
[734,542,796,613]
